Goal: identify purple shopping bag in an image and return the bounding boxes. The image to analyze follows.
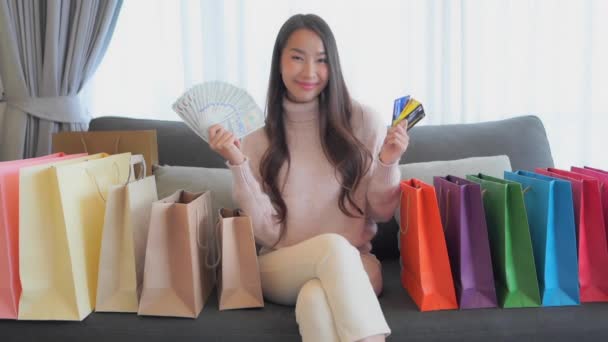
[434,175,498,309]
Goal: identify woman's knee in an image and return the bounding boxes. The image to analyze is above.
[295,279,327,321]
[312,233,358,259]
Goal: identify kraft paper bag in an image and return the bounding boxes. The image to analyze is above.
[52,131,158,176]
[217,208,264,311]
[138,190,215,318]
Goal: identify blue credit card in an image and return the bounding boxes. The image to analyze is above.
[392,95,410,121]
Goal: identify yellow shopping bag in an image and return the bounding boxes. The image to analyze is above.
[18,153,106,320]
[18,153,131,320]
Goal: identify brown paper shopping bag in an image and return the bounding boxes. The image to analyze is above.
[96,156,158,312]
[138,190,215,318]
[52,130,158,176]
[217,209,264,310]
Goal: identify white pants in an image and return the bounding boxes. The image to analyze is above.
[258,233,391,342]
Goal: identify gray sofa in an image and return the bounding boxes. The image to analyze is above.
[3,115,607,341]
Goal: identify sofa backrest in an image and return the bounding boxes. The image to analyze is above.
[403,115,554,171]
[89,115,553,171]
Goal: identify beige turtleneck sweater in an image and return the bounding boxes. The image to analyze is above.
[228,97,401,253]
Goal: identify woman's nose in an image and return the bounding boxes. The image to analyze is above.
[300,61,316,78]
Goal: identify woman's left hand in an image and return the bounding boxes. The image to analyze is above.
[379,120,409,164]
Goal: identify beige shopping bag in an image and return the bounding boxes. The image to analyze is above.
[217,209,264,310]
[138,190,215,318]
[95,156,158,312]
[0,153,85,320]
[18,153,132,321]
[52,130,158,176]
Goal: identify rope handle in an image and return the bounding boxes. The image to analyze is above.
[195,207,248,269]
[206,219,222,269]
[439,187,451,232]
[399,193,410,235]
[79,134,121,154]
[194,200,222,269]
[85,162,120,202]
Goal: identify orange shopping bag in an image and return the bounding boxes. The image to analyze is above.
[399,178,458,311]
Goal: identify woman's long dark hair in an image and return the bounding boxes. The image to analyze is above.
[261,14,372,246]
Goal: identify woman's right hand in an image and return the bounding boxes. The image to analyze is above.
[208,124,245,165]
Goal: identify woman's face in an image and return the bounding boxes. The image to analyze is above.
[280,29,329,103]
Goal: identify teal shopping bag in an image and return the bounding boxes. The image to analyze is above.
[504,170,579,306]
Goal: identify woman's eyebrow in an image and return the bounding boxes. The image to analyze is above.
[289,48,326,56]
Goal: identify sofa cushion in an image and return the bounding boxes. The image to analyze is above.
[154,156,511,261]
[394,155,512,224]
[153,164,233,223]
[371,155,511,260]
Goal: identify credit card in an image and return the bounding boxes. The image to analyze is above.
[392,95,410,121]
[392,97,425,130]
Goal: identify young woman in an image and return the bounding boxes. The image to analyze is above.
[208,14,408,342]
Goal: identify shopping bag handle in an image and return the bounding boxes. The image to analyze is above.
[439,187,451,232]
[207,220,222,269]
[85,162,121,202]
[399,193,410,235]
[479,185,531,198]
[195,203,221,269]
[79,134,121,154]
[128,154,146,182]
[200,208,246,269]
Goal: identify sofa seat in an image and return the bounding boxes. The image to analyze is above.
[3,259,608,341]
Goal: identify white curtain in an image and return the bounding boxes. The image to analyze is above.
[84,0,608,169]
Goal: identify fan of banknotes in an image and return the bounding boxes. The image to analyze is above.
[172,81,265,143]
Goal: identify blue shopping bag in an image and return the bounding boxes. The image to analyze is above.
[504,170,579,306]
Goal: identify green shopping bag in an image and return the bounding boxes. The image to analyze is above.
[466,174,541,308]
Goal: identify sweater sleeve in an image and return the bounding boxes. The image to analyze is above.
[357,103,402,222]
[366,157,402,222]
[227,133,281,248]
